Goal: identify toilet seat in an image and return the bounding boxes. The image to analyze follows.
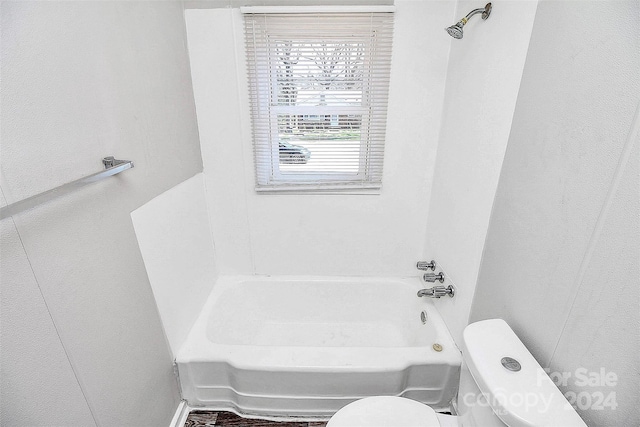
[327,396,440,427]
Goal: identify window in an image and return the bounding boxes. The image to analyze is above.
[243,7,394,192]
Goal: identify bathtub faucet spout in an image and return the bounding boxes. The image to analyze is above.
[417,285,455,299]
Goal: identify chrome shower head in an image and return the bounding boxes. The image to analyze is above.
[446,22,465,39]
[445,2,492,39]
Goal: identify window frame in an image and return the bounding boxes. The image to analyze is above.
[243,7,394,193]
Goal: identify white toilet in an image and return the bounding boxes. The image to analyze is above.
[328,319,586,427]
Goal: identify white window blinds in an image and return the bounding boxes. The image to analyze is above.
[243,8,394,192]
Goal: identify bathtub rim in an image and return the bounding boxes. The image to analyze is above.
[176,275,461,366]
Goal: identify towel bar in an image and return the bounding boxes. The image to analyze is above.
[0,156,133,220]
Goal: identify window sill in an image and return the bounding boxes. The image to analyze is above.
[255,185,382,196]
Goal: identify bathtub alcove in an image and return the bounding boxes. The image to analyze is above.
[131,174,461,419]
[177,276,460,418]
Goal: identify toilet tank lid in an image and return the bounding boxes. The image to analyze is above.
[462,319,587,427]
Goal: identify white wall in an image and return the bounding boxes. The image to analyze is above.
[186,0,454,277]
[132,173,218,358]
[1,190,96,426]
[1,1,202,425]
[470,1,639,425]
[422,0,539,343]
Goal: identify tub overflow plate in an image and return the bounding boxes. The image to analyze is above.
[501,357,521,372]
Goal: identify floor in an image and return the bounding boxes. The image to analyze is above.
[185,411,328,427]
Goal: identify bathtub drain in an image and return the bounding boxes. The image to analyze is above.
[420,310,428,324]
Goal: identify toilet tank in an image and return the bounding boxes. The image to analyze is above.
[457,319,587,427]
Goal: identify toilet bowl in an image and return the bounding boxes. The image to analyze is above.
[328,319,586,427]
[327,396,456,427]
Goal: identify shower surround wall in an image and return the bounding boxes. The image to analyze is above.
[422,0,539,343]
[0,2,202,425]
[185,0,454,277]
[470,1,640,426]
[131,173,218,358]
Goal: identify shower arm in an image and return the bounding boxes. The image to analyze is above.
[459,3,492,25]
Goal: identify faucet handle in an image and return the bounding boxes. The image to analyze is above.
[416,260,436,271]
[423,272,445,283]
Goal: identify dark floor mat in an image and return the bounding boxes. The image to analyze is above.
[185,411,327,427]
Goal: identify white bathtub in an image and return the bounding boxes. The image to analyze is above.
[176,276,461,418]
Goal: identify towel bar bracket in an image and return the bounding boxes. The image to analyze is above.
[102,156,129,169]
